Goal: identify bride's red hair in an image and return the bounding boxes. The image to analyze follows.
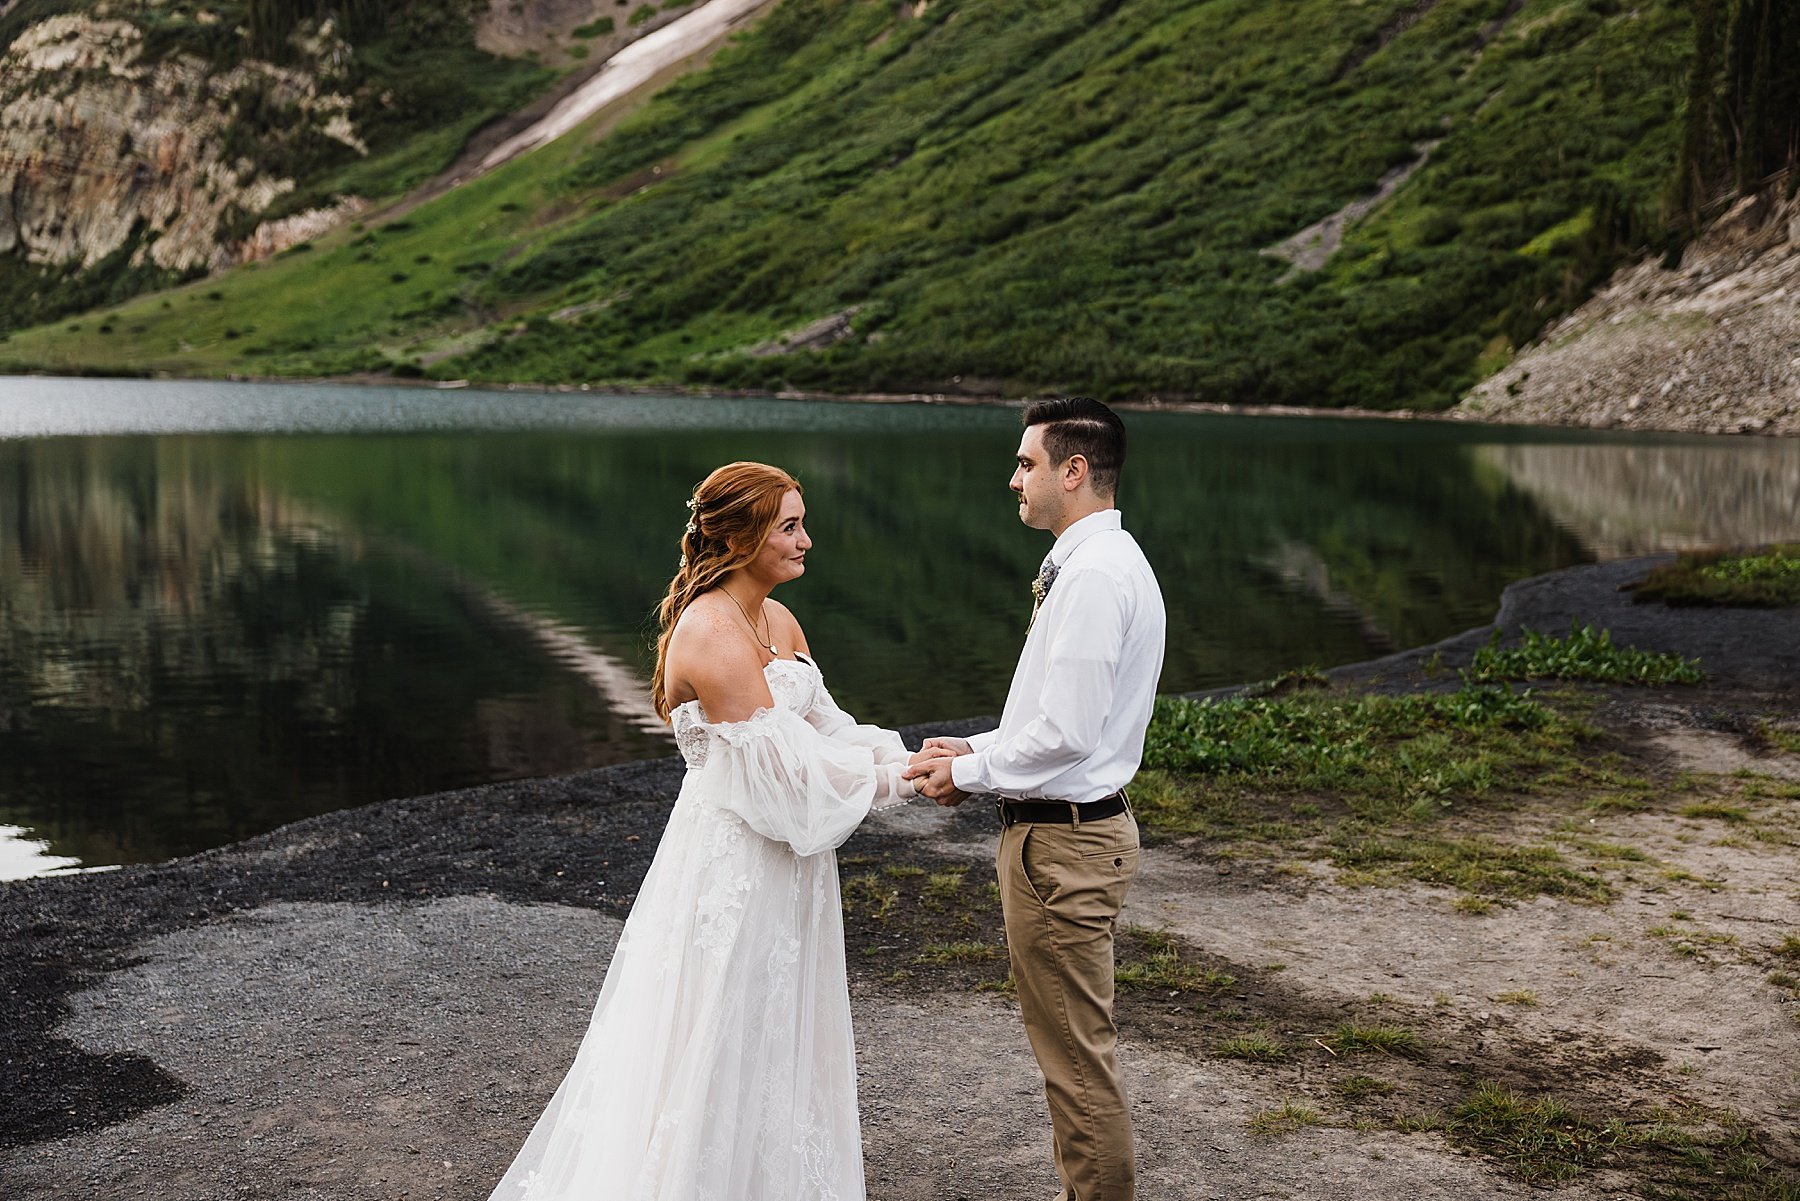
[651,461,802,721]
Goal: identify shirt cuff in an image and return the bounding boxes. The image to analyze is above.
[951,752,989,795]
[966,728,999,753]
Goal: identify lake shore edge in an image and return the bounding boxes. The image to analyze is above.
[3,554,1798,1198]
[9,368,1798,440]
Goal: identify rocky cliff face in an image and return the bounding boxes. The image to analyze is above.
[0,12,364,280]
[1457,188,1800,438]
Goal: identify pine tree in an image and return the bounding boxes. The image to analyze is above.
[1674,0,1800,224]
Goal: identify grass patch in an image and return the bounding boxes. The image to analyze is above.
[1116,927,1235,995]
[1141,683,1586,817]
[1214,1033,1291,1063]
[922,868,966,904]
[1446,1081,1623,1184]
[1493,989,1539,1006]
[1330,830,1611,901]
[1247,1103,1322,1137]
[1631,545,1800,608]
[916,940,1001,965]
[1324,1023,1419,1056]
[1753,720,1800,755]
[841,872,899,921]
[1647,924,1738,960]
[1446,1083,1800,1197]
[1660,867,1726,890]
[1678,802,1750,823]
[1136,682,1619,902]
[1336,1074,1396,1101]
[1467,625,1703,686]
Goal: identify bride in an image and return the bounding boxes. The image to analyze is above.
[487,461,919,1201]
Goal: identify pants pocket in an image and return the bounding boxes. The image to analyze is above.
[1019,826,1055,905]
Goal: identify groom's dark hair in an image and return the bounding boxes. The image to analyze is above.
[1023,396,1125,497]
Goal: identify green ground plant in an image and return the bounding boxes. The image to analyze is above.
[915,940,1000,965]
[1467,625,1704,685]
[1631,546,1800,608]
[1336,1075,1396,1100]
[1445,1081,1624,1183]
[1443,1083,1800,1197]
[1115,926,1236,995]
[1325,1023,1420,1056]
[1248,1103,1322,1136]
[1753,721,1800,755]
[1133,681,1625,900]
[1141,682,1581,813]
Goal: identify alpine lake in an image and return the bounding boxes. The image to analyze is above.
[4,375,1797,877]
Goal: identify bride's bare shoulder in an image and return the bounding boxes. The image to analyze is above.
[665,595,765,712]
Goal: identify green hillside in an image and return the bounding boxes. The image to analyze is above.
[4,0,1696,409]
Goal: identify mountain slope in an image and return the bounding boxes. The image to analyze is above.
[0,0,704,331]
[4,0,1695,409]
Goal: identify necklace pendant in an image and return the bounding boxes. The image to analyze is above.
[766,643,779,656]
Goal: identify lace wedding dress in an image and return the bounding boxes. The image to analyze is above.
[488,655,914,1201]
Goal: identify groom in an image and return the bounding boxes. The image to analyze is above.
[905,396,1165,1201]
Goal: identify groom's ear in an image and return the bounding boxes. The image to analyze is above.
[1063,453,1090,491]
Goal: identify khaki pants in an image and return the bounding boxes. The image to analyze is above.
[997,808,1141,1201]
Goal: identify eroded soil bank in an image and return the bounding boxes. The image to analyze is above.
[2,557,1796,1200]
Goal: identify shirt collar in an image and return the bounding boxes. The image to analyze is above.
[1049,508,1122,567]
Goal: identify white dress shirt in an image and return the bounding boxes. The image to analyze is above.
[951,509,1166,803]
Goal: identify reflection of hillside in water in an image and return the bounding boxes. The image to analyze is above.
[0,440,664,870]
[1472,441,1800,557]
[0,443,359,719]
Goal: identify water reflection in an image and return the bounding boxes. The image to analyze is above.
[1,384,1795,874]
[0,824,81,880]
[0,437,671,870]
[1473,439,1800,555]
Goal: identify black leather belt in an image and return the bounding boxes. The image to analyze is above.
[998,791,1128,826]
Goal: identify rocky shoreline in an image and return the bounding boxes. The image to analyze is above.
[2,556,1796,1200]
[1458,188,1800,438]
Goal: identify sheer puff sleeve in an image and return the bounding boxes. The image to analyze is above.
[707,706,915,855]
[803,685,912,767]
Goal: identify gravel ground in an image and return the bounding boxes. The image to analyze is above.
[2,555,1796,1200]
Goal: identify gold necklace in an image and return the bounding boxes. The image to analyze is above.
[721,587,777,656]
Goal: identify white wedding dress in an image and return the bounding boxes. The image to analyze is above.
[489,654,914,1201]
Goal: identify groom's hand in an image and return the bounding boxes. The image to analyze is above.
[904,755,969,806]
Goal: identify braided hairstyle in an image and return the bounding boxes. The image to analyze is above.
[651,461,803,721]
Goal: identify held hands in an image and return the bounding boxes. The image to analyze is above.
[903,737,974,807]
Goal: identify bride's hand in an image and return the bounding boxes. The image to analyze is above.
[920,736,972,757]
[903,754,967,805]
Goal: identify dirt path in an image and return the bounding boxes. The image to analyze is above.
[1,557,1796,1199]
